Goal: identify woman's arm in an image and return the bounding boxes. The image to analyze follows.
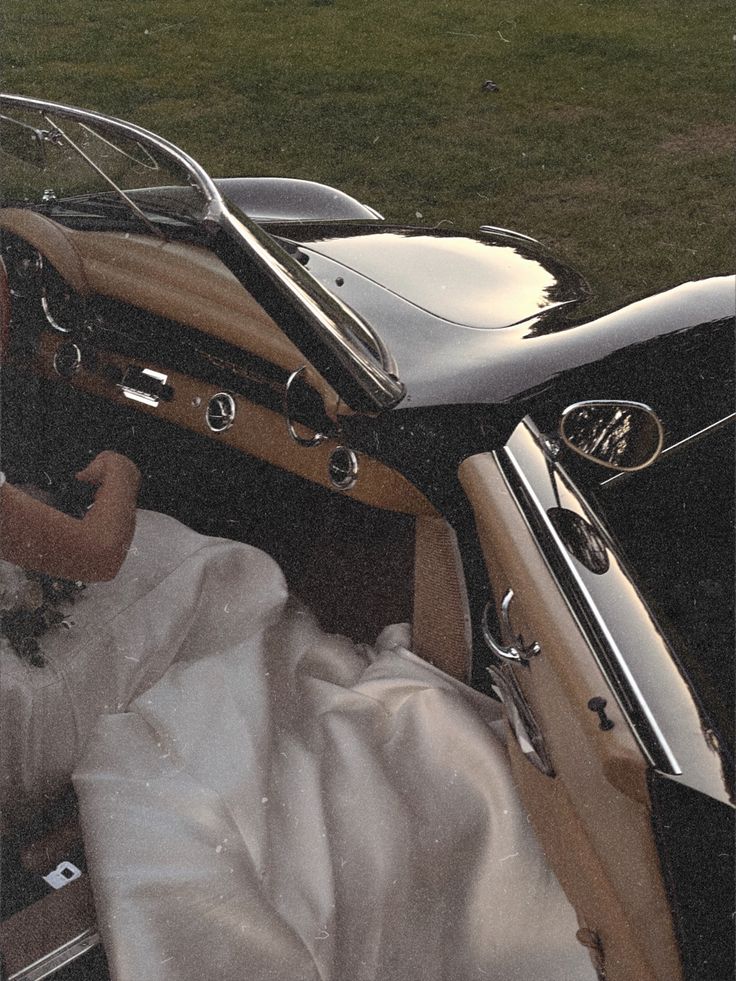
[0,452,141,582]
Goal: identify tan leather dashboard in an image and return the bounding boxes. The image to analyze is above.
[1,209,437,518]
[0,208,337,408]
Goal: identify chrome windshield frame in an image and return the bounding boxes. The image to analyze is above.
[0,93,405,414]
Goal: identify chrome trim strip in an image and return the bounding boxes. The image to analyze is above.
[9,928,100,981]
[220,207,404,408]
[502,435,681,774]
[660,411,735,457]
[479,224,540,245]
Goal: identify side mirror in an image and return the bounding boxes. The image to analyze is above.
[559,400,664,472]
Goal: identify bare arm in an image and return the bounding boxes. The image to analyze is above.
[0,452,141,582]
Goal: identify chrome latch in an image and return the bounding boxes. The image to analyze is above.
[481,589,541,664]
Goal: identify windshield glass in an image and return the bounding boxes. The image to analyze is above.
[0,104,208,226]
[590,420,734,770]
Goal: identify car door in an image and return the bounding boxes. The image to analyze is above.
[459,418,690,981]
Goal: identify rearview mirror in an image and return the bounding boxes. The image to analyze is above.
[559,400,664,472]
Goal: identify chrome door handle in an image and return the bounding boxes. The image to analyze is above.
[481,589,541,664]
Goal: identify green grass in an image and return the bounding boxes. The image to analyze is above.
[2,0,733,310]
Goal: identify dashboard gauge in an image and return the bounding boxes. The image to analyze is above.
[206,392,236,432]
[41,262,82,333]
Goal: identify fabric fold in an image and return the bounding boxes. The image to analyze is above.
[70,513,594,980]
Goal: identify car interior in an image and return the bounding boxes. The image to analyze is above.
[0,206,479,980]
[5,184,731,981]
[1,93,733,981]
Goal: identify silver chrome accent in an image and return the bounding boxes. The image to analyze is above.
[560,399,664,472]
[41,292,72,332]
[502,423,681,775]
[206,392,236,432]
[118,367,168,408]
[328,446,359,490]
[8,928,100,981]
[479,224,541,245]
[42,860,82,890]
[52,342,82,377]
[481,590,541,663]
[284,367,328,447]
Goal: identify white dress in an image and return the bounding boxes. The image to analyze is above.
[1,500,593,979]
[53,511,595,981]
[1,508,276,823]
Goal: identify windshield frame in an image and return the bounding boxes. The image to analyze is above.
[0,93,404,414]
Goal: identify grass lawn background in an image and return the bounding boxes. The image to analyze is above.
[1,0,732,312]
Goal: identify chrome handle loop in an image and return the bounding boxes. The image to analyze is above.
[481,589,541,664]
[284,366,328,448]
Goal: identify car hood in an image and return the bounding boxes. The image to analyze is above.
[271,222,589,332]
[267,223,733,411]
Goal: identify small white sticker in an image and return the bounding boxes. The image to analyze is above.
[42,860,82,890]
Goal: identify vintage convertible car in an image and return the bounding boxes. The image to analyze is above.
[0,95,733,981]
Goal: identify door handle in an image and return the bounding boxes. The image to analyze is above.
[481,589,541,664]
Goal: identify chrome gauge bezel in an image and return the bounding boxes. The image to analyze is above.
[52,341,82,377]
[205,392,236,433]
[328,445,359,491]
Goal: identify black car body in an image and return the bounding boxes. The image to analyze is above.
[0,95,733,981]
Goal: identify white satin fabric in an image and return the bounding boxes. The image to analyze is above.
[69,511,594,981]
[2,510,236,824]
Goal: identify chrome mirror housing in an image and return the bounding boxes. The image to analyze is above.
[560,400,664,471]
